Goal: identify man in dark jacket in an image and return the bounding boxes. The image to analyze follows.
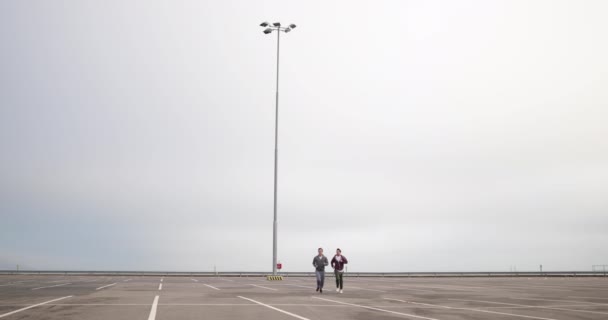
[312,247,329,293]
[331,248,348,293]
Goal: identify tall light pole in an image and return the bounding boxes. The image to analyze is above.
[260,21,296,275]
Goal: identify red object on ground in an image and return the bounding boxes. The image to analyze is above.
[277,263,282,270]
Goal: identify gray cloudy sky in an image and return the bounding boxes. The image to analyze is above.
[1,0,607,272]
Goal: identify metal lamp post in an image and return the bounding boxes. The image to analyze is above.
[260,21,296,275]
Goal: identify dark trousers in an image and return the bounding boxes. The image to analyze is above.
[335,270,344,289]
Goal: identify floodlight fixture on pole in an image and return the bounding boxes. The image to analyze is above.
[259,21,297,276]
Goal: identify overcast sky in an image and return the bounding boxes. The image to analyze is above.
[1,0,607,272]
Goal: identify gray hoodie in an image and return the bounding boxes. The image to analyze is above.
[312,255,329,271]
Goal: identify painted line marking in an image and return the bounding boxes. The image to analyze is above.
[314,297,439,319]
[0,296,72,318]
[375,285,435,292]
[502,283,605,290]
[219,278,234,282]
[12,302,599,309]
[4,302,595,308]
[449,298,608,316]
[96,283,117,290]
[30,303,151,306]
[385,298,446,308]
[511,297,608,306]
[32,283,71,290]
[288,284,316,289]
[158,283,162,291]
[191,278,199,282]
[250,284,278,291]
[123,279,131,282]
[483,304,608,310]
[400,283,488,291]
[349,286,387,292]
[0,303,437,307]
[203,284,220,290]
[0,280,37,286]
[21,303,254,306]
[399,284,476,291]
[428,284,486,289]
[147,295,159,320]
[238,296,310,320]
[569,296,608,300]
[160,278,163,282]
[385,298,558,320]
[493,285,571,292]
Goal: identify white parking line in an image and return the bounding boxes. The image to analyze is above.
[288,284,316,289]
[385,298,558,320]
[35,303,252,306]
[511,297,608,306]
[160,278,163,282]
[96,283,117,290]
[250,284,278,291]
[375,285,435,293]
[11,280,35,284]
[412,284,486,289]
[484,304,608,310]
[0,296,72,318]
[505,284,598,290]
[191,278,199,282]
[0,302,498,308]
[314,297,439,320]
[158,283,163,291]
[123,279,131,282]
[32,283,71,290]
[360,280,485,291]
[147,296,159,320]
[385,298,455,311]
[449,298,608,316]
[496,285,571,292]
[16,301,594,309]
[238,296,310,320]
[569,296,608,300]
[349,286,387,292]
[0,280,36,287]
[400,284,476,291]
[203,284,220,290]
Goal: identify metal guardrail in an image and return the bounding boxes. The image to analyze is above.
[0,271,606,277]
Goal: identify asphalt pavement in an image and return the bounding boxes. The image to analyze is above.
[1,275,607,319]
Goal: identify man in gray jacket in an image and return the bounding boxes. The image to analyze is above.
[312,247,329,293]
